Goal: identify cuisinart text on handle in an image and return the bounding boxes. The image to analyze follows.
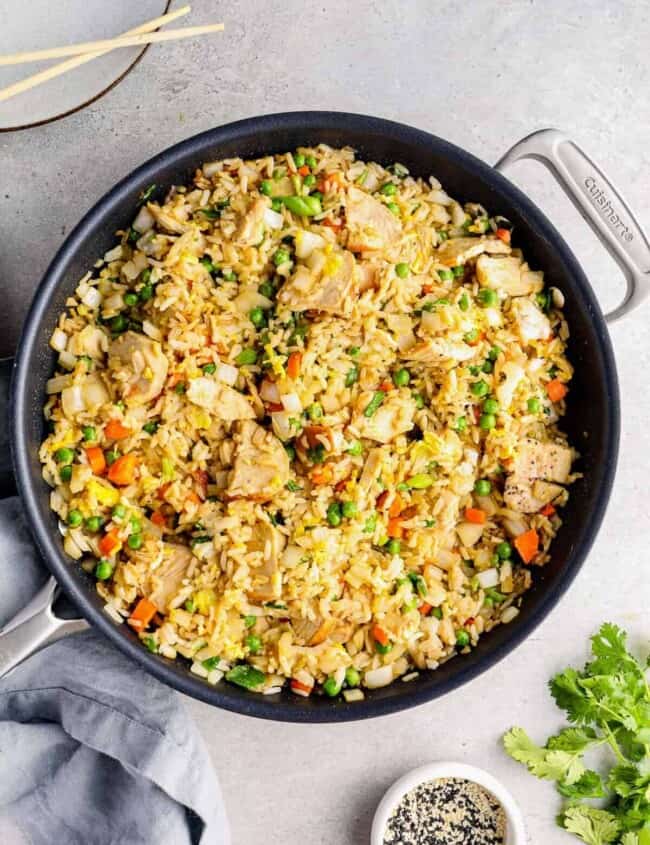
[584,176,634,242]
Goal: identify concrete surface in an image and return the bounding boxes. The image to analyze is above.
[2,1,649,842]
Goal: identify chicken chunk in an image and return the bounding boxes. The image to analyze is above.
[148,203,189,234]
[277,250,356,315]
[402,338,475,366]
[186,378,255,420]
[352,391,416,443]
[504,477,564,513]
[346,186,402,252]
[235,197,268,246]
[435,236,510,267]
[148,544,193,611]
[246,521,285,602]
[476,255,544,296]
[108,332,169,406]
[357,447,384,501]
[510,298,552,344]
[227,420,291,500]
[511,437,573,483]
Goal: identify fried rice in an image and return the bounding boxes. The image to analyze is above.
[39,144,576,699]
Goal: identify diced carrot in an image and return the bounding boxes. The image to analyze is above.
[107,453,138,486]
[325,171,344,187]
[371,625,389,647]
[290,678,313,696]
[421,284,433,294]
[105,419,132,440]
[310,463,333,485]
[185,490,201,506]
[150,510,167,528]
[514,528,539,564]
[388,493,404,519]
[379,379,394,392]
[540,503,556,517]
[387,517,404,539]
[465,507,486,525]
[266,402,284,412]
[157,482,171,499]
[85,446,106,476]
[297,165,309,177]
[419,602,432,616]
[546,379,568,403]
[316,179,326,193]
[287,351,302,380]
[322,217,343,231]
[495,228,511,244]
[98,528,121,557]
[128,597,158,632]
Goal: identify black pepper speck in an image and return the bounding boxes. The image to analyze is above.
[383,777,506,845]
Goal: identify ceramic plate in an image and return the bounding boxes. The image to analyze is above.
[0,0,169,131]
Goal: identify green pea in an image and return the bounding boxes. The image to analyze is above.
[488,346,501,361]
[463,328,479,344]
[112,504,126,520]
[527,397,541,413]
[483,397,499,414]
[478,288,499,307]
[124,292,138,307]
[293,153,305,167]
[67,509,82,527]
[130,517,142,533]
[386,202,400,215]
[139,283,154,301]
[458,293,469,311]
[348,346,361,358]
[452,265,465,277]
[375,641,393,655]
[243,614,257,628]
[455,416,467,432]
[54,447,75,465]
[345,366,359,387]
[260,180,273,196]
[413,392,425,410]
[347,440,363,456]
[222,270,238,282]
[470,380,489,397]
[306,155,317,169]
[174,382,186,395]
[438,269,454,281]
[456,629,470,647]
[82,426,96,442]
[482,360,494,374]
[536,291,550,311]
[185,599,196,612]
[386,538,401,555]
[199,363,216,377]
[127,533,143,550]
[364,391,385,418]
[496,541,512,560]
[327,502,342,527]
[59,465,73,482]
[245,634,262,654]
[479,413,497,430]
[341,501,358,518]
[474,479,491,496]
[236,348,258,366]
[95,559,114,580]
[395,262,410,278]
[249,307,266,327]
[307,403,323,420]
[271,198,283,212]
[142,421,158,435]
[303,173,316,187]
[380,182,397,196]
[345,667,360,687]
[110,315,128,334]
[323,676,341,697]
[393,368,410,388]
[84,516,103,533]
[273,248,290,266]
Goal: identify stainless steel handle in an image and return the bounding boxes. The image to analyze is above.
[496,128,650,322]
[0,577,88,678]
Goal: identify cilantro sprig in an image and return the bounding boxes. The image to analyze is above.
[503,623,650,845]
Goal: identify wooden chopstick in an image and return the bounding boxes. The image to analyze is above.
[0,6,192,104]
[0,22,224,67]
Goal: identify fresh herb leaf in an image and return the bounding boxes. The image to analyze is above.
[561,806,619,845]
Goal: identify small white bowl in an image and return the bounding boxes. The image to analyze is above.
[371,761,526,845]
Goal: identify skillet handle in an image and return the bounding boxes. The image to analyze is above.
[495,128,650,322]
[0,577,88,679]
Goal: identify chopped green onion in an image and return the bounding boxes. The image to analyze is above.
[364,391,385,417]
[225,664,266,690]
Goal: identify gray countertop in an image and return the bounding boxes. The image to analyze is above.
[2,2,649,842]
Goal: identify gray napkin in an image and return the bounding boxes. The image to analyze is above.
[0,497,230,845]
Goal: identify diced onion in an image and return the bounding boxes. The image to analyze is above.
[503,516,528,538]
[50,328,68,352]
[456,521,484,547]
[58,350,77,370]
[260,379,281,402]
[202,161,222,177]
[263,207,284,230]
[190,661,209,679]
[215,363,238,386]
[104,245,123,262]
[365,665,393,689]
[81,287,102,308]
[47,374,72,394]
[132,205,155,233]
[280,392,302,413]
[343,689,365,702]
[294,230,325,259]
[476,568,500,589]
[429,189,452,205]
[142,320,162,340]
[271,411,293,441]
[62,384,85,414]
[121,261,140,281]
[103,292,125,312]
[501,606,520,624]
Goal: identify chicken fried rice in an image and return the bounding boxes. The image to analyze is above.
[40,145,576,700]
